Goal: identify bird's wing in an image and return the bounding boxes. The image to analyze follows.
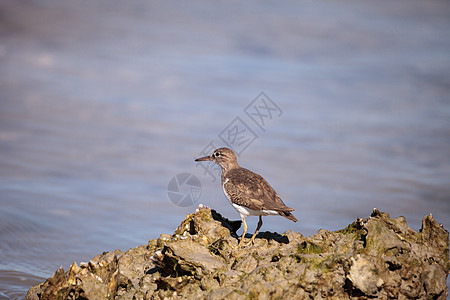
[225,168,294,212]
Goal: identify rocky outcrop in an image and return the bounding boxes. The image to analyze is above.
[27,205,449,299]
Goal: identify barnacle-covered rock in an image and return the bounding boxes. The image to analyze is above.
[27,205,449,299]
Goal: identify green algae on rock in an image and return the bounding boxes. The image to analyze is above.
[27,206,449,299]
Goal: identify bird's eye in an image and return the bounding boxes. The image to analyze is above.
[215,152,220,157]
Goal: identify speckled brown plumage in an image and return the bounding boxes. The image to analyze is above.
[222,168,297,220]
[195,147,298,246]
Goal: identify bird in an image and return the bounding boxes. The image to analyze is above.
[195,147,297,247]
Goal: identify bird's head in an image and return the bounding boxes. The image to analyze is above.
[195,147,239,171]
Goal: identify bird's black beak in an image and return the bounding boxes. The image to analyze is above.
[195,155,212,162]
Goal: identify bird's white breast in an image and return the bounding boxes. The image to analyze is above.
[232,204,279,217]
[222,178,232,204]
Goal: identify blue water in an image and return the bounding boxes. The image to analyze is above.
[1,1,449,298]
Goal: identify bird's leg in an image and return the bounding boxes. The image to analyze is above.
[238,216,247,247]
[248,215,263,245]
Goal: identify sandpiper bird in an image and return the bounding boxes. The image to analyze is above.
[195,147,297,246]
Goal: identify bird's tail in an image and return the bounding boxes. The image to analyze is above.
[279,210,298,222]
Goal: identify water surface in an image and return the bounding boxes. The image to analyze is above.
[1,1,449,298]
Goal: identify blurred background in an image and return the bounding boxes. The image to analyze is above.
[1,0,449,298]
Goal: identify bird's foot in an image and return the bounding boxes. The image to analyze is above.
[234,237,255,247]
[237,238,246,248]
[228,238,243,249]
[245,238,256,246]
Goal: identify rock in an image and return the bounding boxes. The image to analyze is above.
[347,254,385,296]
[27,206,449,300]
[156,239,226,277]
